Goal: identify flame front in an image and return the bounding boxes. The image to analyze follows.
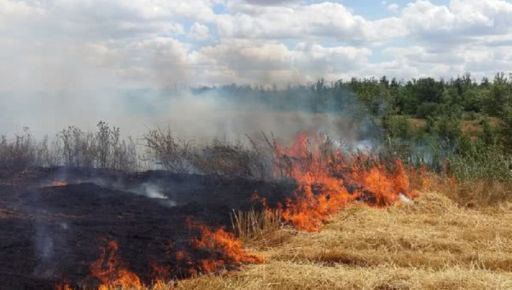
[181,219,263,276]
[90,240,143,290]
[271,132,420,231]
[55,132,423,289]
[54,283,73,290]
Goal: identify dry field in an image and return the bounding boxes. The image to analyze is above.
[174,192,512,290]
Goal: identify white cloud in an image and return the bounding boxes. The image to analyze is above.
[402,0,512,40]
[243,0,301,5]
[190,23,210,41]
[191,39,370,86]
[387,3,400,13]
[217,2,405,42]
[1,0,512,92]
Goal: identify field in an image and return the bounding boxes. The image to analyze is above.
[2,126,512,290]
[4,1,512,289]
[176,192,512,290]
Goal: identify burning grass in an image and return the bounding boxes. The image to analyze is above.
[45,131,512,290]
[89,240,143,290]
[174,192,512,290]
[52,132,431,289]
[262,132,421,232]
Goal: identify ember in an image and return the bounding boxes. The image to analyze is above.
[51,180,68,187]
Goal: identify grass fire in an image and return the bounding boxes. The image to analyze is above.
[3,1,512,289]
[4,124,510,290]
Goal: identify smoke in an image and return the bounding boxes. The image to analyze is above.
[0,85,381,152]
[33,218,70,278]
[25,189,71,279]
[0,3,380,147]
[132,182,177,207]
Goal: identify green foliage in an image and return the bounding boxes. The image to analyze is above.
[384,115,413,139]
[3,73,512,184]
[416,102,440,118]
[501,109,512,153]
[448,146,512,182]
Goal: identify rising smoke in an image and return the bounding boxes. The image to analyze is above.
[1,86,381,152]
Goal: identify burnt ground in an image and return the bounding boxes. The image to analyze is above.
[0,167,294,290]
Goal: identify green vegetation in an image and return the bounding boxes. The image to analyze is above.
[2,73,512,184]
[208,73,512,183]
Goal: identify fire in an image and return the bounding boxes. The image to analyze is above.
[66,226,261,289]
[270,132,420,231]
[51,180,68,187]
[150,262,171,290]
[54,283,73,290]
[54,131,424,288]
[185,219,263,275]
[90,240,143,290]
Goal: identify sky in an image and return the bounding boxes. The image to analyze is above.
[1,0,512,134]
[2,0,512,91]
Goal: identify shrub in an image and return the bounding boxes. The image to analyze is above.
[448,146,512,182]
[144,130,274,179]
[143,128,195,173]
[0,122,138,172]
[384,115,412,139]
[59,122,138,170]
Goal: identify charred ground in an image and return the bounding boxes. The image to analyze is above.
[0,167,293,290]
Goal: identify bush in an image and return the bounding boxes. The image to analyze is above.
[59,122,138,170]
[448,146,512,182]
[143,128,194,173]
[0,122,138,172]
[143,130,273,179]
[0,132,36,171]
[416,102,440,118]
[384,115,413,139]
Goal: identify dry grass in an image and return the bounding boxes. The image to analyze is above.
[173,192,512,290]
[230,208,286,246]
[425,174,512,207]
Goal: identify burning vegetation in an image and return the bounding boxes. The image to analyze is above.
[268,133,417,231]
[37,131,426,290]
[1,110,508,290]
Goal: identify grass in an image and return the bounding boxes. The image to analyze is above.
[230,208,284,245]
[173,191,512,290]
[426,174,512,207]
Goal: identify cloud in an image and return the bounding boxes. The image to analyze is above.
[243,0,301,5]
[190,22,210,41]
[1,0,512,92]
[386,3,400,13]
[401,0,512,41]
[3,0,512,137]
[191,39,370,86]
[217,2,405,42]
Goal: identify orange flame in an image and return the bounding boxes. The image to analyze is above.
[89,240,143,290]
[150,262,171,290]
[56,131,425,288]
[270,132,421,231]
[186,219,263,275]
[51,180,68,187]
[54,283,73,290]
